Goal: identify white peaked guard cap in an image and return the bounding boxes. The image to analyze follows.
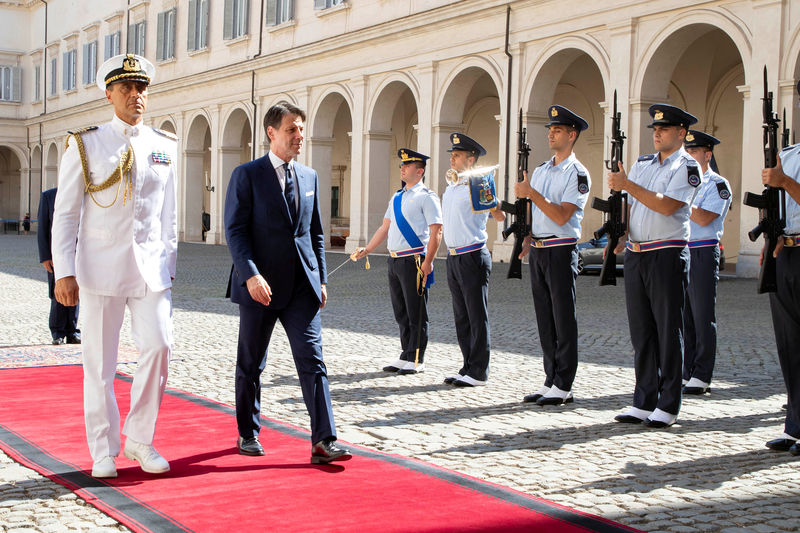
[96,53,155,92]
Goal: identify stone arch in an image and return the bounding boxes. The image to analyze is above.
[159,118,176,133]
[309,88,354,247]
[219,106,252,242]
[45,143,59,191]
[184,113,212,243]
[523,46,607,242]
[0,146,23,226]
[636,18,746,269]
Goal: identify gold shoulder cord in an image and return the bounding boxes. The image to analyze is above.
[65,132,134,208]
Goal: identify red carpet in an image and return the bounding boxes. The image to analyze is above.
[0,366,638,532]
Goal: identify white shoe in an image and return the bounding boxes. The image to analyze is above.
[396,361,425,374]
[614,407,653,423]
[645,408,678,427]
[523,385,550,403]
[453,375,487,387]
[382,359,406,372]
[124,438,170,474]
[537,385,573,405]
[91,456,117,478]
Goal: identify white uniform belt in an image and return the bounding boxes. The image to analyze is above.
[626,239,687,252]
[688,239,719,248]
[531,237,577,248]
[784,235,800,247]
[389,246,425,258]
[448,242,486,255]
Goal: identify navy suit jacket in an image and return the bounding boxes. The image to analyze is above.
[225,155,327,310]
[37,188,57,263]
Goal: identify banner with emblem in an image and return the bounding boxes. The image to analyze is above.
[468,169,498,213]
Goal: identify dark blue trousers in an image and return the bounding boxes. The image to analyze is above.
[235,275,335,444]
[47,271,79,340]
[624,246,689,416]
[683,245,720,383]
[388,256,428,363]
[529,245,579,391]
[446,248,491,381]
[769,247,800,439]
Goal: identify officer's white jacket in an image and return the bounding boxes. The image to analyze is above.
[52,114,178,296]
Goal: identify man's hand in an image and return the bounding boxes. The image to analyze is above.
[762,158,788,188]
[55,276,79,307]
[760,239,785,265]
[420,257,434,286]
[352,247,368,260]
[320,284,327,309]
[41,260,53,273]
[246,274,272,306]
[608,162,628,192]
[613,235,626,255]
[514,171,533,199]
[518,235,531,260]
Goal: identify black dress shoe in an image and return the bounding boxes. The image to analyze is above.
[523,393,543,403]
[644,418,673,428]
[614,414,644,424]
[536,395,574,406]
[782,403,788,410]
[790,442,800,456]
[682,386,709,395]
[311,439,352,464]
[237,436,265,456]
[66,333,81,344]
[52,337,65,345]
[382,364,401,372]
[766,438,796,452]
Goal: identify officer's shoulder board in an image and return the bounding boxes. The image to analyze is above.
[152,127,178,141]
[780,143,799,153]
[716,180,731,200]
[637,154,656,162]
[64,126,98,150]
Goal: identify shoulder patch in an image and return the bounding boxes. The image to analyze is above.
[152,127,178,141]
[576,172,589,194]
[67,125,98,135]
[687,164,701,187]
[637,154,656,162]
[716,181,731,200]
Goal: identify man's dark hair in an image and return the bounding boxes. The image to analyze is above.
[264,103,306,132]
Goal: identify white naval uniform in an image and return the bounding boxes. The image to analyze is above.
[51,114,178,461]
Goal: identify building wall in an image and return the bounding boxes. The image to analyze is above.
[1,0,799,276]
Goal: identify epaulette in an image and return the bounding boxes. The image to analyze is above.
[780,143,799,153]
[152,127,178,141]
[67,125,98,136]
[637,154,656,162]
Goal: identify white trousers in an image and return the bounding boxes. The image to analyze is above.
[81,288,172,460]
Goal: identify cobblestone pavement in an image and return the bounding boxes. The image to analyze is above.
[1,233,798,532]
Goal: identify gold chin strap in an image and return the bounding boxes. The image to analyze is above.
[66,131,134,209]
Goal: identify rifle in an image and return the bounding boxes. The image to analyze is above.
[782,108,790,149]
[500,109,531,279]
[743,66,786,294]
[591,90,628,286]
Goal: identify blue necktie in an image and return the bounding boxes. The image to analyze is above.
[283,162,297,221]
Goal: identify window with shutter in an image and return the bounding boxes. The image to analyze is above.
[157,12,165,60]
[50,57,57,95]
[34,65,40,102]
[11,66,21,102]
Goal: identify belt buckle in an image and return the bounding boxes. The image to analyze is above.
[390,251,399,258]
[631,242,641,252]
[449,248,457,255]
[533,239,544,248]
[786,236,796,247]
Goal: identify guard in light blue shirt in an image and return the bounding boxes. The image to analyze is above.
[514,105,590,406]
[683,130,732,396]
[609,103,701,428]
[761,79,800,455]
[441,133,505,387]
[353,149,443,375]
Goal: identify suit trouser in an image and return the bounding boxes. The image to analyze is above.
[769,247,800,439]
[235,277,335,444]
[624,246,688,416]
[683,245,720,383]
[446,248,491,382]
[529,245,579,391]
[388,256,429,363]
[81,288,172,461]
[47,271,79,339]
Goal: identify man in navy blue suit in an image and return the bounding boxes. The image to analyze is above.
[225,103,351,464]
[37,187,80,345]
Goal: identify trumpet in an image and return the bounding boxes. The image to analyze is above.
[445,164,500,185]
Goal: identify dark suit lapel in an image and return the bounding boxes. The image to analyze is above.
[293,165,307,230]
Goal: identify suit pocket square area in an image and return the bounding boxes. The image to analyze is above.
[305,190,314,196]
